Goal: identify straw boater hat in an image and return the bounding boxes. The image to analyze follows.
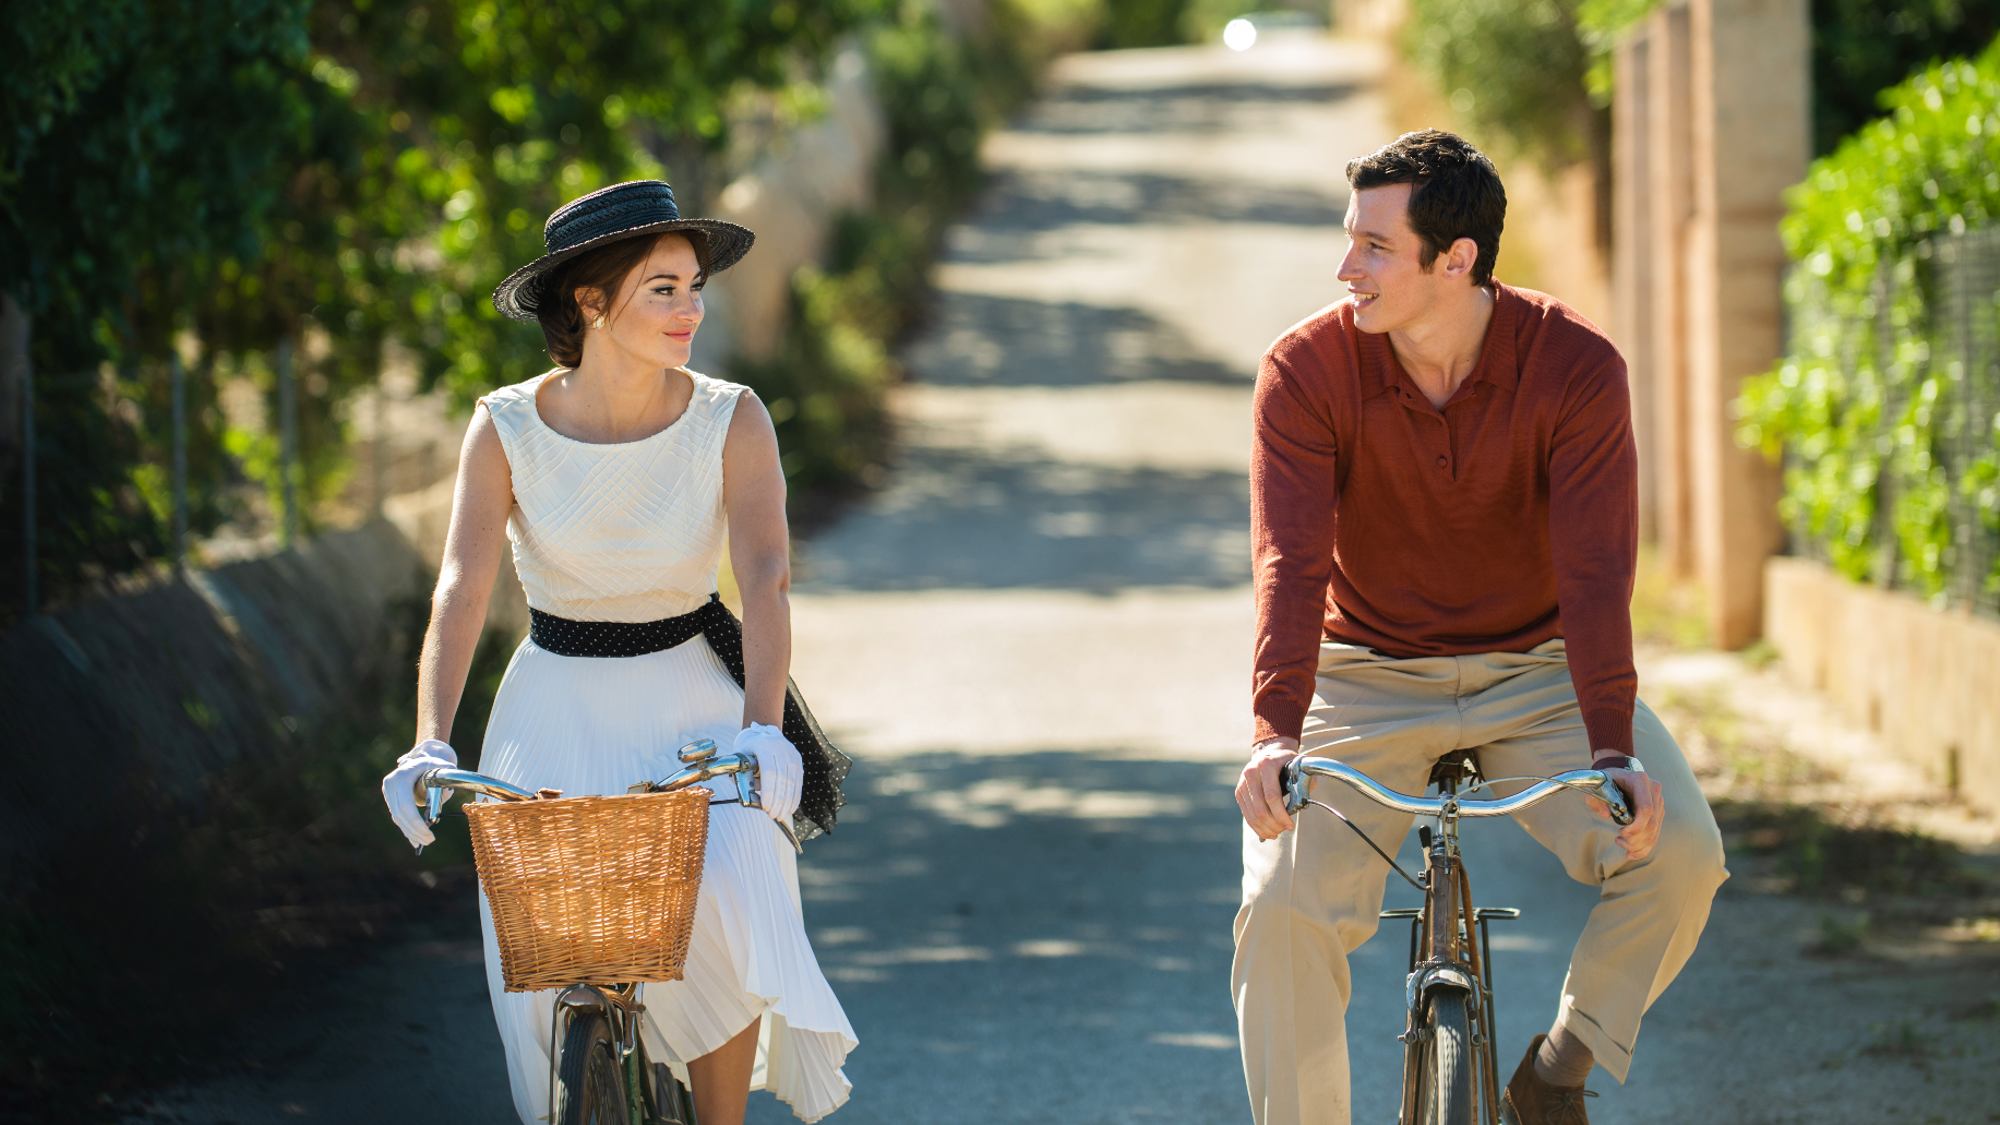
[491,180,755,321]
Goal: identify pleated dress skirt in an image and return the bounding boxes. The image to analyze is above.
[475,632,857,1124]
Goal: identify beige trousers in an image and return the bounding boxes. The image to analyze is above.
[1232,640,1728,1125]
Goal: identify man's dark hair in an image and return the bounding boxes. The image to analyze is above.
[1345,130,1506,286]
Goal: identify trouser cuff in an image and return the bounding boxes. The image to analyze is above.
[1555,1001,1634,1084]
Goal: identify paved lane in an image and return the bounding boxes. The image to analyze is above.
[780,35,1445,1123]
[136,34,1793,1125]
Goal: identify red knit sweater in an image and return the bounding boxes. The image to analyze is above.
[1251,282,1639,757]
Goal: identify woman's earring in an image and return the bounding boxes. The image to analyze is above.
[591,314,606,330]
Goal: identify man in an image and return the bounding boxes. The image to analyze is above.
[1231,129,1727,1125]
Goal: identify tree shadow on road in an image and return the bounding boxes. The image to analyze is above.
[946,168,1344,266]
[780,748,1250,1123]
[795,444,1248,592]
[903,291,1246,388]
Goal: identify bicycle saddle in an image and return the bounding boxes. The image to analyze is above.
[1428,749,1484,789]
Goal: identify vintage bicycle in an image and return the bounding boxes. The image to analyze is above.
[1280,744,1634,1125]
[414,737,787,1125]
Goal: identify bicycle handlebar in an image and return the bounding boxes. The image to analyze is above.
[413,738,761,826]
[1281,755,1635,827]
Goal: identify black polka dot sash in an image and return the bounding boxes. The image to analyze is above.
[528,594,852,844]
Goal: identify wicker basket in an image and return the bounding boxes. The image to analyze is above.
[465,789,711,992]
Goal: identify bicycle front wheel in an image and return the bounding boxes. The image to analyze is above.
[1411,990,1473,1125]
[557,1011,631,1125]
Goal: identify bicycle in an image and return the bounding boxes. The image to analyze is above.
[414,737,782,1125]
[1279,743,1635,1125]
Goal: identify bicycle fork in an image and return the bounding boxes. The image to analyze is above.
[1388,814,1519,1124]
[549,983,651,1125]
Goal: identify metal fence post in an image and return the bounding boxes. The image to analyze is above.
[277,334,299,547]
[20,357,34,616]
[171,351,188,573]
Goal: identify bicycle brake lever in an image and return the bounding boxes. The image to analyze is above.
[1280,760,1309,815]
[731,762,803,853]
[1599,777,1635,826]
[410,768,449,857]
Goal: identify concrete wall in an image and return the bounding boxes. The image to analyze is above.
[0,474,534,895]
[1765,557,2000,814]
[2,514,425,893]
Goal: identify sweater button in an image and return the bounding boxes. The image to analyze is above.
[1436,455,1448,468]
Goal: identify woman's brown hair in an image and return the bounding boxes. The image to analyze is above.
[534,230,713,367]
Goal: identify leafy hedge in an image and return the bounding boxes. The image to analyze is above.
[1,1,888,619]
[1738,37,2000,611]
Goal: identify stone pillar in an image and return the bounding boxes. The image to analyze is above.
[1646,3,1697,579]
[1612,32,1656,543]
[1684,0,1804,646]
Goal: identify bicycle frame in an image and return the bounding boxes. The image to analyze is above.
[1282,751,1630,1125]
[1389,765,1505,1125]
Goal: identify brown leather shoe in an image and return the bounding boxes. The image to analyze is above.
[1499,1034,1598,1125]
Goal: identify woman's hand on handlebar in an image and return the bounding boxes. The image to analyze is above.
[1236,738,1300,841]
[383,738,457,848]
[735,723,801,825]
[1588,766,1664,862]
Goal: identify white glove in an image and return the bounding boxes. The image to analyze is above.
[382,739,458,848]
[733,723,801,825]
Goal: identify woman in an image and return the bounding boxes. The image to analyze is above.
[378,180,856,1124]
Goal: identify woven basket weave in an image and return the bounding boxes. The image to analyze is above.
[466,789,710,992]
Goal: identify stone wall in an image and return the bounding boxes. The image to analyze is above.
[1765,557,2000,815]
[702,41,888,367]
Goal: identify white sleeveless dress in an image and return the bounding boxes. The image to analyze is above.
[474,368,856,1124]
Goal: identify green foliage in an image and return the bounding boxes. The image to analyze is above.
[1808,0,2000,156]
[0,1,330,603]
[1575,0,1659,105]
[1,1,889,614]
[1095,0,1190,47]
[738,0,1084,512]
[1737,38,2000,611]
[1401,0,1599,170]
[736,263,899,506]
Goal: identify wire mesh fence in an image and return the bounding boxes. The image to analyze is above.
[1782,223,2000,618]
[4,342,455,623]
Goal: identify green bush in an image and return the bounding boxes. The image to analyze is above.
[1402,0,1600,170]
[1807,0,2000,156]
[739,0,1088,513]
[1738,36,2000,610]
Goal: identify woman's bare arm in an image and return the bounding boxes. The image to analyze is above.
[415,405,514,745]
[722,392,791,729]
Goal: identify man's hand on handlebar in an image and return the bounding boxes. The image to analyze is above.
[1236,737,1301,841]
[1588,766,1664,862]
